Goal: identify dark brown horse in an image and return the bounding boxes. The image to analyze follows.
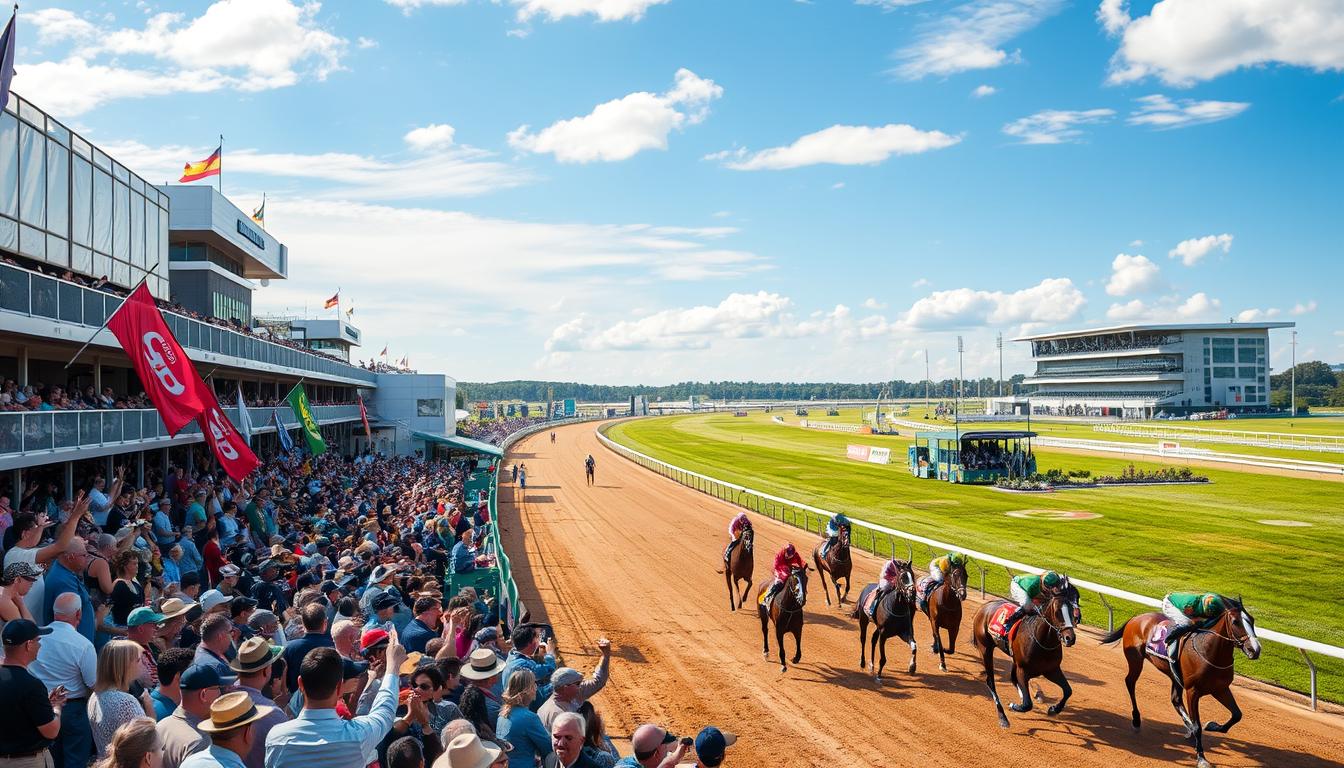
[757,565,808,672]
[722,526,754,611]
[812,525,852,607]
[971,581,1081,728]
[921,560,967,672]
[852,560,917,684]
[1101,599,1261,768]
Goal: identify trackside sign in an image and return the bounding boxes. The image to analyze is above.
[846,445,891,464]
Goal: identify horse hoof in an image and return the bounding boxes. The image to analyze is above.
[939,663,947,672]
[792,656,802,664]
[780,665,787,673]
[874,676,882,685]
[1047,704,1063,717]
[1204,721,1222,733]
[998,716,1010,729]
[908,664,916,675]
[1009,703,1029,713]
[1196,758,1212,768]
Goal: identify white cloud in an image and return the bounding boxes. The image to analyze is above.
[911,278,931,288]
[1096,0,1129,35]
[856,0,932,10]
[1106,0,1344,86]
[404,123,457,151]
[29,8,99,43]
[509,69,722,163]
[1002,108,1114,144]
[546,292,796,352]
[1292,300,1318,316]
[863,298,888,310]
[891,0,1065,80]
[1168,233,1232,266]
[511,0,670,21]
[357,37,379,49]
[972,84,998,97]
[1129,239,1144,247]
[831,182,846,189]
[1108,291,1225,321]
[901,278,1086,330]
[1106,299,1148,321]
[1128,94,1250,129]
[1177,291,1221,318]
[15,0,346,115]
[384,0,469,13]
[1105,253,1162,296]
[717,124,960,171]
[1236,307,1282,322]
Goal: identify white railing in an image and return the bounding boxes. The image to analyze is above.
[799,420,865,434]
[1095,423,1344,453]
[596,425,1342,709]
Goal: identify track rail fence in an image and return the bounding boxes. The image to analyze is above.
[595,424,1343,710]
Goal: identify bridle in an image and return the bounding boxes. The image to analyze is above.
[943,564,968,601]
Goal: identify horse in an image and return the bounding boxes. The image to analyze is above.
[921,560,968,672]
[812,525,852,607]
[1101,598,1262,768]
[852,560,917,684]
[584,457,595,486]
[723,526,754,611]
[971,581,1081,728]
[757,565,808,672]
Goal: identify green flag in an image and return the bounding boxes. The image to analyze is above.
[285,383,327,455]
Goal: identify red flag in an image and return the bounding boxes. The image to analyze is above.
[358,395,372,441]
[323,292,339,309]
[105,283,206,434]
[195,382,260,482]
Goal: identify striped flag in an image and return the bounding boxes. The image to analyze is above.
[251,194,266,227]
[272,408,294,453]
[235,383,253,446]
[0,9,16,114]
[180,145,222,183]
[323,291,339,310]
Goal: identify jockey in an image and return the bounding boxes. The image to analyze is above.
[724,512,752,561]
[869,558,906,620]
[766,543,806,601]
[1162,592,1227,661]
[928,552,967,586]
[1000,570,1063,641]
[820,512,851,559]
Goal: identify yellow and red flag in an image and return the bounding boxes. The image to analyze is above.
[323,291,339,309]
[180,145,222,183]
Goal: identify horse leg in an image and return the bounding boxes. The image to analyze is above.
[815,560,832,607]
[1204,685,1242,734]
[1008,663,1033,713]
[982,644,1010,728]
[777,626,788,673]
[759,609,770,659]
[834,577,843,608]
[1170,679,1197,739]
[739,578,752,607]
[1186,688,1211,768]
[791,623,802,665]
[875,630,888,685]
[1044,666,1072,716]
[857,613,869,670]
[726,572,736,612]
[907,630,918,676]
[1123,643,1145,729]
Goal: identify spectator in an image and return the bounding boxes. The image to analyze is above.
[401,597,440,655]
[158,665,225,768]
[4,495,87,620]
[229,638,291,768]
[31,592,99,768]
[438,720,474,753]
[90,640,154,758]
[263,638,407,768]
[536,639,610,732]
[544,713,596,768]
[92,717,162,768]
[152,649,196,722]
[0,561,43,622]
[500,627,555,707]
[42,537,95,640]
[456,688,496,744]
[0,620,63,768]
[614,725,688,768]
[688,728,734,768]
[495,670,550,768]
[330,620,360,661]
[442,733,506,768]
[199,590,234,617]
[576,703,617,768]
[126,608,167,690]
[281,603,333,693]
[193,615,239,686]
[450,530,476,575]
[183,691,277,768]
[162,545,184,587]
[110,551,145,626]
[385,736,422,768]
[458,649,506,727]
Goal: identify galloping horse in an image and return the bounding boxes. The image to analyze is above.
[971,581,1081,728]
[584,455,595,486]
[852,560,917,684]
[812,525,852,607]
[1101,598,1261,768]
[922,560,968,672]
[723,526,755,611]
[757,565,808,672]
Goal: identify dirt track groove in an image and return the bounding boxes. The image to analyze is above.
[497,422,1344,768]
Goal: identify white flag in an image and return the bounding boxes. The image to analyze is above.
[235,384,253,446]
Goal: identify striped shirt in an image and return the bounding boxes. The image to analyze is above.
[263,671,398,768]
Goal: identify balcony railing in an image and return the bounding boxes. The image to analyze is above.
[0,263,376,384]
[0,404,364,458]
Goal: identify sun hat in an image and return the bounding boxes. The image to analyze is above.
[398,651,424,676]
[445,734,503,768]
[368,565,395,585]
[551,667,583,687]
[694,727,737,767]
[199,589,234,613]
[459,648,507,680]
[159,597,196,620]
[197,690,276,734]
[372,592,400,612]
[127,606,167,628]
[229,636,283,674]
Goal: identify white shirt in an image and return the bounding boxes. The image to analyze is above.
[3,546,44,620]
[30,619,97,697]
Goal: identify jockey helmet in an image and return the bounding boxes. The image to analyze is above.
[784,543,796,556]
[949,553,965,566]
[1201,594,1226,614]
[1042,571,1062,589]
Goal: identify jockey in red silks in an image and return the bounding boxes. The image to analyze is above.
[766,543,806,601]
[869,558,907,620]
[723,512,752,562]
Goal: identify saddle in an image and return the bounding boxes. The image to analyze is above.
[861,588,882,616]
[916,576,936,611]
[1147,620,1191,688]
[988,603,1021,650]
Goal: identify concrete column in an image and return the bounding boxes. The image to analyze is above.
[17,345,29,385]
[64,461,74,500]
[93,356,102,391]
[105,455,114,481]
[137,451,145,488]
[161,447,170,479]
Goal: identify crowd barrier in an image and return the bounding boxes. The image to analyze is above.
[1095,423,1344,454]
[595,423,1343,710]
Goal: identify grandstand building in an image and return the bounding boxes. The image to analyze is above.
[1,91,465,497]
[1005,323,1294,418]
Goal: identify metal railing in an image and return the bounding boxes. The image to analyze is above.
[0,262,376,383]
[1095,423,1344,453]
[595,424,1343,710]
[0,404,363,458]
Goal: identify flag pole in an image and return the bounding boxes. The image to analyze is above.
[218,134,223,194]
[64,260,161,368]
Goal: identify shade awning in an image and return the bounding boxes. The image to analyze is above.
[412,431,504,457]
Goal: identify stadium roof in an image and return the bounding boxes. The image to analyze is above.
[916,430,1037,442]
[411,431,504,457]
[1013,322,1294,342]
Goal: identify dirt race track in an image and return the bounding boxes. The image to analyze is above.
[497,421,1344,768]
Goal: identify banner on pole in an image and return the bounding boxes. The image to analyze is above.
[286,383,327,455]
[105,283,206,434]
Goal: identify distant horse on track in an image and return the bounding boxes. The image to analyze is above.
[921,560,967,672]
[971,581,1081,728]
[1101,598,1262,768]
[722,525,754,611]
[852,560,917,684]
[812,525,852,607]
[757,565,808,673]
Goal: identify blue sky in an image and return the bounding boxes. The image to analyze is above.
[12,0,1343,383]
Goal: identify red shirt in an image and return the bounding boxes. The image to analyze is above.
[203,539,226,584]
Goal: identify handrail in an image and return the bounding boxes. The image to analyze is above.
[595,423,1343,708]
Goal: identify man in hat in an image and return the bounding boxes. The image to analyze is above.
[0,620,63,768]
[615,725,690,768]
[127,606,168,688]
[368,592,401,633]
[217,564,242,598]
[359,566,397,620]
[183,691,277,768]
[536,638,611,732]
[691,727,736,768]
[459,648,507,723]
[230,638,290,768]
[159,665,225,768]
[247,611,284,649]
[252,560,289,617]
[159,597,198,650]
[201,590,235,616]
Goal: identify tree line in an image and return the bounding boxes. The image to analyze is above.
[1269,361,1344,408]
[458,376,1029,404]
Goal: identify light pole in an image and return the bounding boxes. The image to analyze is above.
[1290,330,1297,415]
[997,332,1004,398]
[956,336,964,482]
[924,349,930,415]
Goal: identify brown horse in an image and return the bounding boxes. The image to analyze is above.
[1101,599,1261,768]
[971,581,1081,728]
[852,560,917,684]
[812,525,852,607]
[921,560,967,672]
[757,565,808,672]
[722,526,754,611]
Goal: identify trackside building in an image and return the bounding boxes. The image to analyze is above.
[1005,323,1294,418]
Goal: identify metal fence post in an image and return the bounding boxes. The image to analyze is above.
[978,565,987,598]
[1097,592,1115,633]
[1299,649,1317,711]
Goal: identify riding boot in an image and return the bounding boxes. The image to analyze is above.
[870,586,888,620]
[1165,624,1194,669]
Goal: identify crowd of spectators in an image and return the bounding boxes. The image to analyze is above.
[0,380,355,415]
[0,442,736,768]
[456,419,550,448]
[357,362,418,375]
[1030,331,1183,358]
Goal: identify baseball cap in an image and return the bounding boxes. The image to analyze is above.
[127,606,167,627]
[551,667,582,687]
[694,727,737,767]
[1,619,52,645]
[199,590,234,612]
[179,664,225,691]
[473,627,499,643]
[319,579,340,595]
[360,628,390,653]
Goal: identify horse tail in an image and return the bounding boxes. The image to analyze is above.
[1100,617,1133,645]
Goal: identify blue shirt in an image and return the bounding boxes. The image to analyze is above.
[218,515,240,545]
[264,670,399,768]
[162,559,182,585]
[182,744,247,768]
[153,510,176,546]
[151,688,177,721]
[282,632,334,692]
[178,538,205,574]
[43,561,94,640]
[450,542,475,573]
[401,618,436,655]
[501,649,556,711]
[497,707,552,768]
